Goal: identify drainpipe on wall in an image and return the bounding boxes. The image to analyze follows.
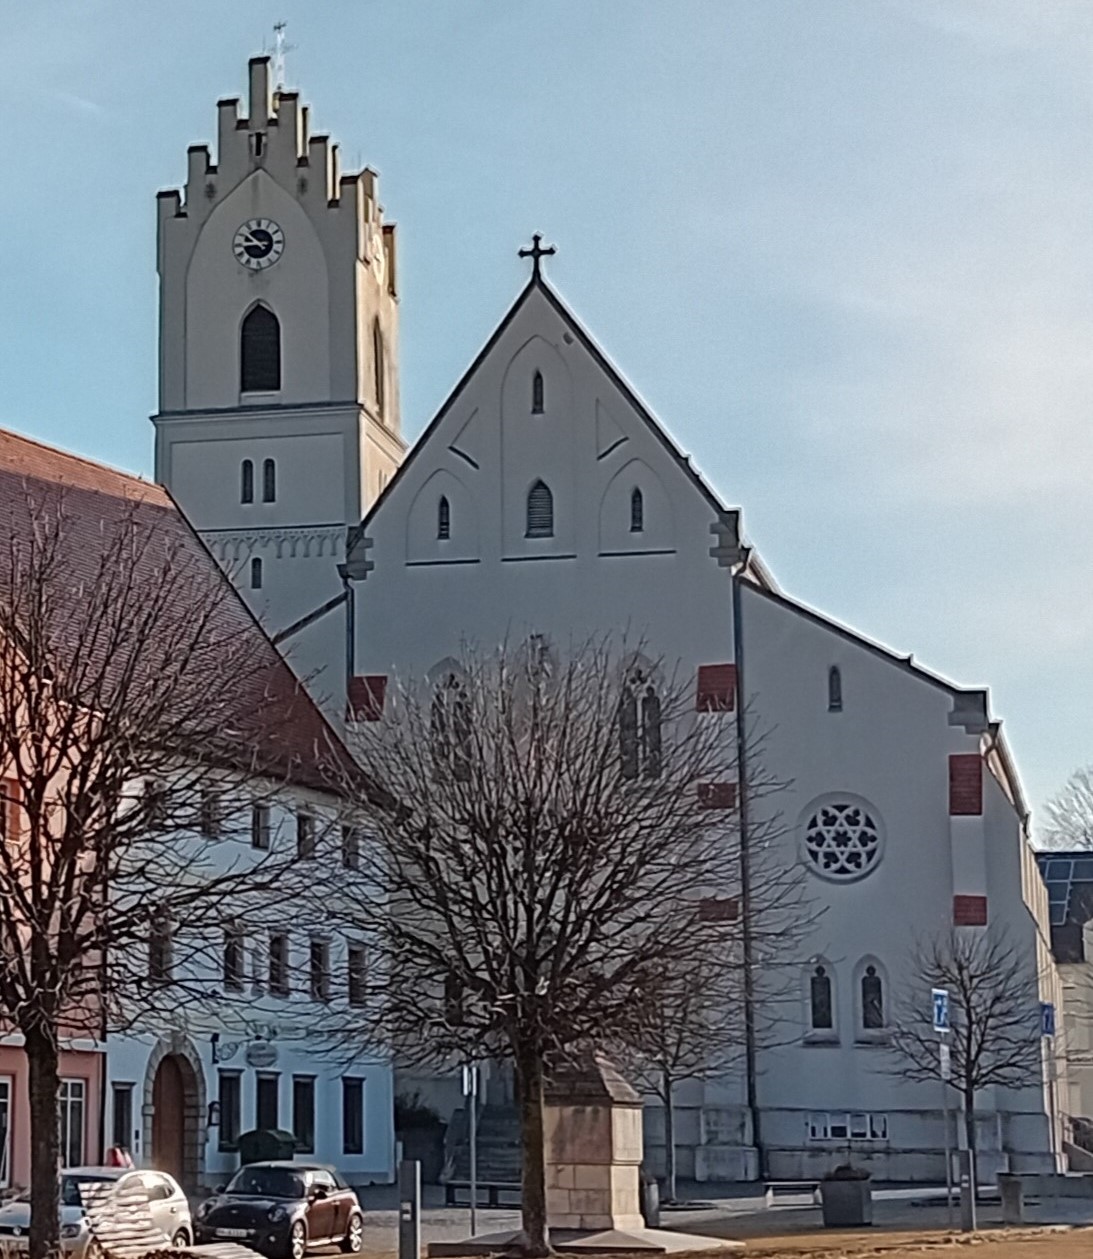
[731,567,764,1178]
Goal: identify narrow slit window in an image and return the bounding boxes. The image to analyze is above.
[526,480,554,538]
[861,965,884,1029]
[241,460,254,504]
[373,320,386,420]
[532,371,544,414]
[241,305,281,393]
[630,487,644,533]
[250,558,263,590]
[810,965,833,1030]
[828,666,843,712]
[262,458,276,503]
[437,496,451,540]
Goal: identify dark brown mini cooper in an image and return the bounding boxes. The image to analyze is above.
[195,1162,363,1259]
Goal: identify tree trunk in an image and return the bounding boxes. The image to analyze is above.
[516,1045,551,1257]
[662,1069,677,1204]
[25,1021,61,1259]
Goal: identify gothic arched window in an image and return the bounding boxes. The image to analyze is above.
[861,964,884,1030]
[437,496,451,540]
[630,487,644,533]
[250,558,263,590]
[810,965,833,1030]
[262,458,276,503]
[431,671,472,781]
[828,666,843,712]
[532,371,545,414]
[526,480,554,538]
[240,305,281,393]
[373,320,386,420]
[619,665,662,781]
[241,460,254,505]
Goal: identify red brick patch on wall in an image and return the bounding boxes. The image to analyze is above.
[949,754,983,816]
[698,782,738,810]
[953,894,988,927]
[696,663,737,712]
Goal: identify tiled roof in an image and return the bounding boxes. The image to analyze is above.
[0,426,354,794]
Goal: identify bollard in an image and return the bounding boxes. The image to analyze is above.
[399,1159,421,1259]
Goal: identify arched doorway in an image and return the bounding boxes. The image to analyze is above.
[144,1038,204,1191]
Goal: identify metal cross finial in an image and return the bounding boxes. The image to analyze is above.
[271,21,295,90]
[519,233,556,281]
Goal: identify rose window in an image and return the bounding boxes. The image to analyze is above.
[803,800,883,882]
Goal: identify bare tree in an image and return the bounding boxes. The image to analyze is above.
[0,484,340,1259]
[313,640,804,1256]
[886,930,1044,1211]
[1041,765,1093,849]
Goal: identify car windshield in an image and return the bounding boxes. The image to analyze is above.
[226,1168,305,1200]
[18,1176,114,1207]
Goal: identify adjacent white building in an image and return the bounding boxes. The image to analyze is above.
[149,55,1063,1182]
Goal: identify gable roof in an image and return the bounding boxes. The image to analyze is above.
[359,274,767,582]
[0,427,355,793]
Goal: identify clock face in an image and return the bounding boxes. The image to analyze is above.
[233,219,285,271]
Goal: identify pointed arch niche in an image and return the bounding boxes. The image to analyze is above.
[804,957,839,1044]
[853,955,890,1042]
[500,335,574,556]
[406,467,479,564]
[598,456,674,555]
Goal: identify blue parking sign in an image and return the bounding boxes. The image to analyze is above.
[1041,1002,1056,1038]
[932,988,950,1032]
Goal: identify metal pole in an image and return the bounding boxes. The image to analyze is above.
[470,1067,478,1238]
[942,1068,953,1228]
[398,1159,420,1259]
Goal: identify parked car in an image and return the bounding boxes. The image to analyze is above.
[0,1166,192,1258]
[194,1162,363,1259]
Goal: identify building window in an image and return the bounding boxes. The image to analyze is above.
[861,963,885,1030]
[341,825,361,870]
[807,1111,888,1142]
[256,1073,279,1131]
[343,1078,364,1155]
[619,665,662,781]
[148,910,172,984]
[810,965,833,1031]
[347,944,367,1008]
[199,790,222,839]
[309,937,331,1002]
[802,797,884,883]
[526,480,554,538]
[218,1072,242,1152]
[630,487,644,533]
[437,496,451,541]
[430,671,472,781]
[111,1083,134,1153]
[59,1080,85,1168]
[532,370,544,414]
[223,926,246,993]
[241,305,281,393]
[241,460,254,504]
[373,320,386,420]
[296,812,315,859]
[269,932,290,996]
[252,803,271,850]
[262,458,276,503]
[250,558,263,590]
[828,666,843,712]
[293,1077,316,1154]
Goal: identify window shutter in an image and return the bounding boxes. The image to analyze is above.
[526,481,554,538]
[241,306,281,392]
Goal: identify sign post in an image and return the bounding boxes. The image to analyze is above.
[932,988,954,1229]
[463,1063,479,1237]
[1041,1003,1058,1171]
[398,1159,420,1259]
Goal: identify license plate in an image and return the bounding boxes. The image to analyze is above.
[217,1229,250,1238]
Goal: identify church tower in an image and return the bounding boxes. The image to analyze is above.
[152,55,404,710]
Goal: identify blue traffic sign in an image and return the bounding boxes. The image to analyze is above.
[932,988,950,1033]
[1041,1002,1056,1038]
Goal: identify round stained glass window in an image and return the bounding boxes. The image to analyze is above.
[802,798,883,883]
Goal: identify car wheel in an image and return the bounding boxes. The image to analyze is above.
[171,1229,190,1248]
[340,1214,363,1254]
[287,1220,307,1259]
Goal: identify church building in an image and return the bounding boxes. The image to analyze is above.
[152,55,1064,1181]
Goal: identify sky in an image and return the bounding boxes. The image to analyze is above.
[1,0,1092,828]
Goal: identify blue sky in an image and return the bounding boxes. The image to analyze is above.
[2,0,1092,825]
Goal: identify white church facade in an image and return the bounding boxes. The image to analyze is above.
[150,56,1064,1181]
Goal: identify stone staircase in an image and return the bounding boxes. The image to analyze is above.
[441,1103,522,1185]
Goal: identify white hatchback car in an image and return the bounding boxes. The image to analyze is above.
[0,1167,192,1259]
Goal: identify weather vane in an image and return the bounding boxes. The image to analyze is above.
[271,22,295,91]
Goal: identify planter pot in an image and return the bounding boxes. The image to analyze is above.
[820,1178,873,1227]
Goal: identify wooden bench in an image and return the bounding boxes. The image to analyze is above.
[444,1181,521,1208]
[764,1180,821,1208]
